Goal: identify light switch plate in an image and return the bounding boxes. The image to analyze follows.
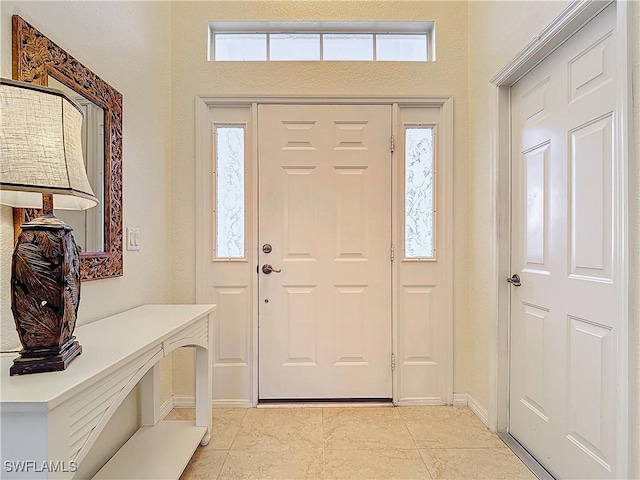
[126,227,140,251]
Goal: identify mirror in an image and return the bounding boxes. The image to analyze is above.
[48,76,105,253]
[12,15,123,280]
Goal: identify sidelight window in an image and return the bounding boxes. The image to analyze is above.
[215,125,245,258]
[404,126,435,258]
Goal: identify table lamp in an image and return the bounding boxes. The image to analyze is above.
[0,78,98,375]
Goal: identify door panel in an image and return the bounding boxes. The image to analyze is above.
[258,104,392,399]
[569,114,613,280]
[509,4,618,478]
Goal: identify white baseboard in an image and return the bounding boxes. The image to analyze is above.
[172,395,195,409]
[467,394,490,427]
[212,399,253,408]
[172,395,253,409]
[395,396,447,406]
[453,393,469,406]
[159,397,174,419]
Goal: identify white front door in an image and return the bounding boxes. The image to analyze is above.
[509,4,620,478]
[258,104,392,399]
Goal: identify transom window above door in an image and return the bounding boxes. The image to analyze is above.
[208,22,435,62]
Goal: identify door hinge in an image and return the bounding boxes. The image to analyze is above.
[391,353,396,371]
[390,135,395,153]
[390,244,395,261]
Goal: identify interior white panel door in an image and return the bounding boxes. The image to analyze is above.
[258,104,392,399]
[509,4,619,479]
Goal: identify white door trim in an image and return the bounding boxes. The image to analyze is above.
[195,95,453,407]
[488,0,631,476]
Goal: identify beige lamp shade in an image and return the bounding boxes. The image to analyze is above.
[0,78,98,210]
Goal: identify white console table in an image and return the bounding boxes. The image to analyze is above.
[0,304,215,480]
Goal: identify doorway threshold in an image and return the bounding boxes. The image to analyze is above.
[498,432,555,480]
[258,398,393,408]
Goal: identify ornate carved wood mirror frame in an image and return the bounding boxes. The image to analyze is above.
[12,15,123,280]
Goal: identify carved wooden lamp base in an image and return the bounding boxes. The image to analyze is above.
[10,338,82,375]
[10,195,83,376]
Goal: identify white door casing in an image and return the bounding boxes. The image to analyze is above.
[508,4,624,478]
[258,104,392,399]
[195,96,453,407]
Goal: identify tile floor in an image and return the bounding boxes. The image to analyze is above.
[165,406,536,480]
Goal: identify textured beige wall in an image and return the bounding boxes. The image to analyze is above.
[466,0,569,409]
[0,2,173,476]
[170,0,470,397]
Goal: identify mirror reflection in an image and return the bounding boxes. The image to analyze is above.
[48,76,105,253]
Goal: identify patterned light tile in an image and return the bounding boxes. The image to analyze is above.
[323,407,415,450]
[419,448,537,480]
[400,406,505,449]
[218,449,324,480]
[174,406,536,480]
[180,449,227,480]
[398,406,476,423]
[209,408,247,450]
[166,408,195,421]
[231,407,323,451]
[324,449,432,480]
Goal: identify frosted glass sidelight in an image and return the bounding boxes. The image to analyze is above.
[405,127,434,258]
[323,34,374,61]
[376,34,427,61]
[216,126,245,258]
[270,34,320,60]
[215,34,267,61]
